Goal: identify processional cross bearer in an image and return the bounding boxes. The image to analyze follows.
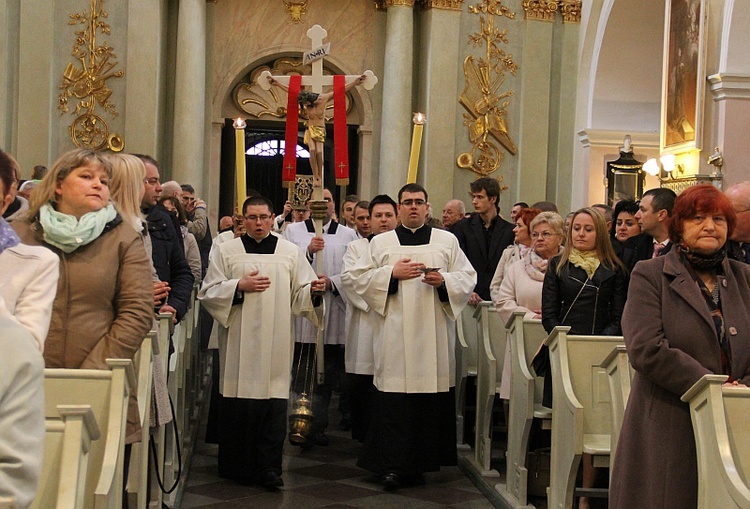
[259,25,377,384]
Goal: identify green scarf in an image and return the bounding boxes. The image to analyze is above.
[39,203,117,253]
[568,247,600,279]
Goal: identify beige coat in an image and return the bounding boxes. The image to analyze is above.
[13,216,154,443]
[611,249,750,508]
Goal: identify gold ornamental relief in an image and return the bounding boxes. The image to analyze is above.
[420,0,465,10]
[283,0,307,23]
[233,59,354,121]
[458,0,517,179]
[382,0,416,7]
[58,0,125,151]
[522,0,559,22]
[560,0,582,23]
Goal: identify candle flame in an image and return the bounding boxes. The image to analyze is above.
[412,112,426,125]
[233,117,247,129]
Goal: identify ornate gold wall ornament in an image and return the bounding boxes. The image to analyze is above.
[58,0,124,151]
[559,0,581,23]
[374,0,388,10]
[283,0,307,23]
[522,0,559,22]
[383,0,416,7]
[458,0,517,179]
[420,0,465,10]
[233,59,354,121]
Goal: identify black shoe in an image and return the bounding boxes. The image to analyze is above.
[260,471,284,491]
[382,472,400,491]
[311,432,329,446]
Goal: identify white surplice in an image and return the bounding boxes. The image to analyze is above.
[284,219,358,345]
[198,236,320,399]
[350,228,476,393]
[339,237,380,375]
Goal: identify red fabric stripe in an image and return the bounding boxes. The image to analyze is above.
[282,75,301,186]
[333,75,349,185]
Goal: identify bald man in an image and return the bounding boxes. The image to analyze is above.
[442,199,465,230]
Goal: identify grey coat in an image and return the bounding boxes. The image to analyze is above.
[610,248,750,509]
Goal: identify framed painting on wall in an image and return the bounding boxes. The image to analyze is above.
[660,0,708,155]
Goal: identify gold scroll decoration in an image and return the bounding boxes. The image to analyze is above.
[292,175,314,208]
[58,0,125,151]
[522,0,581,23]
[458,0,517,180]
[283,1,307,23]
[233,58,355,121]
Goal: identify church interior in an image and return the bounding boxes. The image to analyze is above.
[2,0,750,508]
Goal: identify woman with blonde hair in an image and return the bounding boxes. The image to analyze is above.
[540,206,627,509]
[13,148,153,444]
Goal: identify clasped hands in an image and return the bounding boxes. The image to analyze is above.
[238,269,326,295]
[392,258,444,287]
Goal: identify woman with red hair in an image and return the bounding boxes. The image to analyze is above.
[611,184,750,508]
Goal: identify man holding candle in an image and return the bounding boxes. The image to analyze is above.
[350,183,476,490]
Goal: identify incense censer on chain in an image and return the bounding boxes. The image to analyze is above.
[288,393,315,444]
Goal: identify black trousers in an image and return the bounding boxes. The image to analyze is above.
[348,373,375,442]
[218,397,287,481]
[358,388,457,476]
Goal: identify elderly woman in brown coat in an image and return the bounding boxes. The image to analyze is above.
[611,184,750,508]
[12,149,153,446]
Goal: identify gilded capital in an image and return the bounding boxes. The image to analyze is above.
[420,0,465,10]
[380,0,416,8]
[522,0,559,22]
[560,0,581,23]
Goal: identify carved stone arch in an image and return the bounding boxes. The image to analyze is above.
[719,0,750,74]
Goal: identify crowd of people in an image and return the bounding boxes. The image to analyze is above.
[1,145,750,509]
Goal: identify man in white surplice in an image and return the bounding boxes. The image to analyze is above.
[283,188,358,445]
[339,194,399,442]
[351,184,476,490]
[198,196,325,490]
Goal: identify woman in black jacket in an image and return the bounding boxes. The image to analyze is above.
[539,206,627,509]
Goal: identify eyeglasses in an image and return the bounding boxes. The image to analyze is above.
[244,214,272,222]
[401,199,426,207]
[143,177,160,185]
[531,231,559,240]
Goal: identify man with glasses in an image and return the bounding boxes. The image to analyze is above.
[352,183,476,490]
[725,181,750,263]
[199,195,325,490]
[135,154,194,323]
[283,187,358,447]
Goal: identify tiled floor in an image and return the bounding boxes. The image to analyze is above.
[180,397,496,509]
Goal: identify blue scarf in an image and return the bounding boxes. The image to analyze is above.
[39,203,117,253]
[0,217,19,253]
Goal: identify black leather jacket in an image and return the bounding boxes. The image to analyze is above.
[541,255,627,336]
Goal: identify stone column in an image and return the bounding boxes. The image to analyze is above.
[517,8,554,205]
[378,1,415,198]
[171,0,206,195]
[708,74,750,186]
[418,2,463,211]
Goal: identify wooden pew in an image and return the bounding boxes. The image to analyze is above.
[456,306,479,446]
[471,301,505,476]
[33,406,100,509]
[0,498,14,508]
[600,345,632,480]
[546,327,623,509]
[498,312,549,507]
[682,374,750,509]
[40,360,134,509]
[125,332,155,509]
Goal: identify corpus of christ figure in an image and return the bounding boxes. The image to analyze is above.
[267,74,366,188]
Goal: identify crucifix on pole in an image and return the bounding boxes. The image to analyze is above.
[258,25,377,386]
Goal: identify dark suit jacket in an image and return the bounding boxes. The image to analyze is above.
[617,233,673,274]
[451,213,514,300]
[144,203,194,320]
[610,250,750,509]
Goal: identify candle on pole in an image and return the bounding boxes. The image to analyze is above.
[233,118,247,212]
[406,112,426,184]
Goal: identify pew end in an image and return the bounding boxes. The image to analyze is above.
[546,327,624,509]
[682,374,750,509]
